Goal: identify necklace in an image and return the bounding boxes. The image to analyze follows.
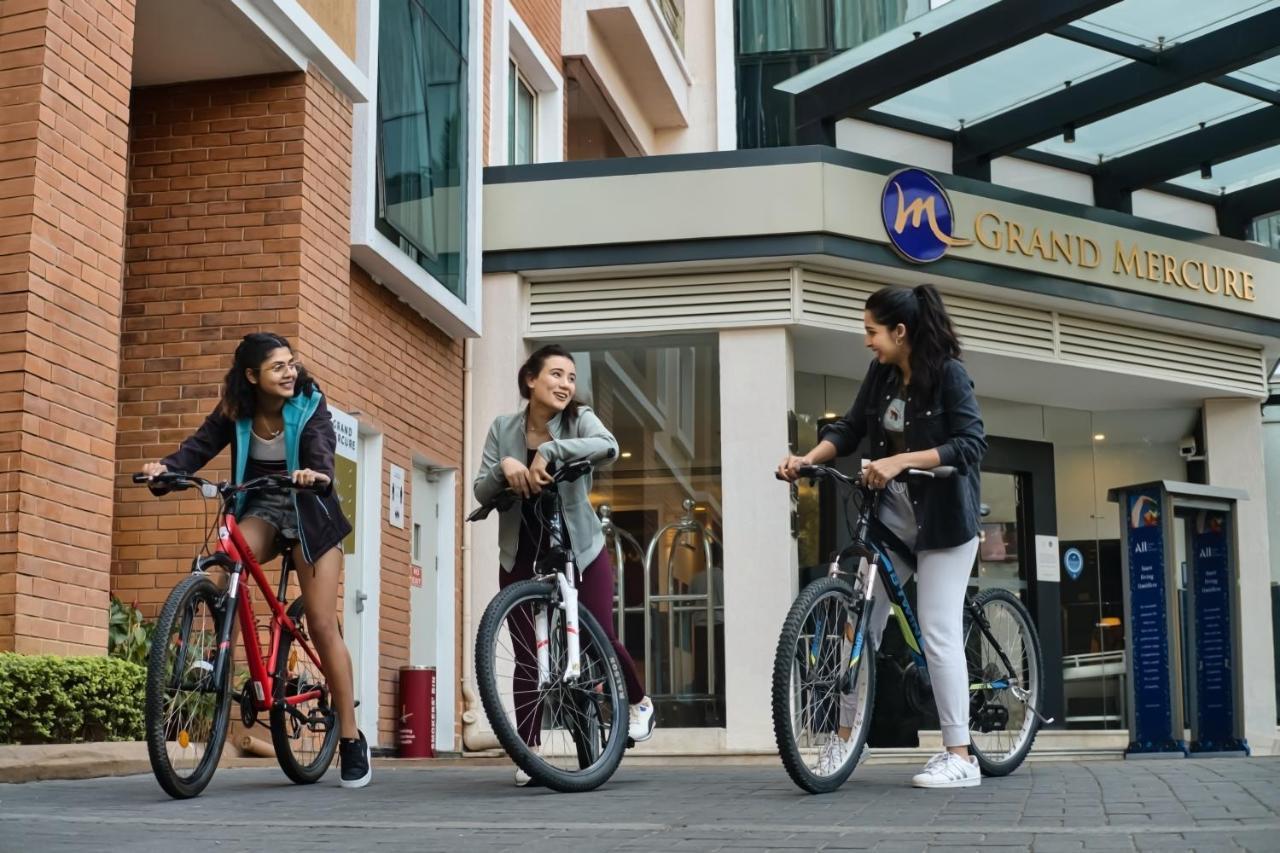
[255,415,283,439]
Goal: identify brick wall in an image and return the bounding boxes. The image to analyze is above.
[114,72,308,614]
[115,68,465,746]
[0,0,134,654]
[511,0,561,70]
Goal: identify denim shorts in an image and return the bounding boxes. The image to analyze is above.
[238,487,300,548]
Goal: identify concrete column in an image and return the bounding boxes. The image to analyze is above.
[1204,398,1278,754]
[461,272,527,742]
[719,327,797,751]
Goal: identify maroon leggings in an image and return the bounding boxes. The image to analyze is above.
[500,547,646,746]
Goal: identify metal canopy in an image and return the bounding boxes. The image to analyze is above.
[777,0,1280,231]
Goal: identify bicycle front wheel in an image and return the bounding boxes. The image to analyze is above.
[145,575,234,799]
[270,595,339,784]
[475,578,628,793]
[772,576,875,794]
[965,588,1043,776]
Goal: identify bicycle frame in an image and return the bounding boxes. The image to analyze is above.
[205,509,325,716]
[818,480,1018,700]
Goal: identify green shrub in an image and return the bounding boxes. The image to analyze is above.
[0,653,145,744]
[108,596,154,668]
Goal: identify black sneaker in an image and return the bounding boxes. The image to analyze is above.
[339,731,372,789]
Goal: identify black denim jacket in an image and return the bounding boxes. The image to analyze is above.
[819,358,987,552]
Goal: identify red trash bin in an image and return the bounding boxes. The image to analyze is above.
[398,665,436,758]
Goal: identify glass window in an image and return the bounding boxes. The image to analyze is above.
[1250,211,1280,250]
[376,0,469,298]
[560,337,724,728]
[735,0,929,147]
[507,61,536,166]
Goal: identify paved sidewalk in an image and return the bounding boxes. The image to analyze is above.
[1,758,1277,852]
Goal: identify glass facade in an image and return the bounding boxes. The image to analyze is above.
[376,0,469,298]
[735,0,930,147]
[559,338,724,727]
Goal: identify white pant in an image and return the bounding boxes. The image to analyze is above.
[841,480,979,747]
[864,536,979,747]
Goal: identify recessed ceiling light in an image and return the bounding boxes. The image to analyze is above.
[1093,434,1106,442]
[620,451,632,459]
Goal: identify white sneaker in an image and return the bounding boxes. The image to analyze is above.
[628,698,656,742]
[911,751,981,789]
[514,745,542,787]
[815,732,858,776]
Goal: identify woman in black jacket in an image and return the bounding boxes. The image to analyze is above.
[778,284,987,789]
[141,333,370,789]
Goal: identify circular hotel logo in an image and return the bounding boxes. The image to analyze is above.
[880,168,969,264]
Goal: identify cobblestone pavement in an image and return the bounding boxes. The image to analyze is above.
[1,758,1278,852]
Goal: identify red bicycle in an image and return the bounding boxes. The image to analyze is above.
[133,471,339,799]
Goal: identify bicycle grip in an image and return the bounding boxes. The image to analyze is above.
[132,473,149,484]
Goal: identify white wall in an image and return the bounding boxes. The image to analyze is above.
[835,118,952,173]
[720,328,796,750]
[991,157,1094,206]
[1204,398,1278,754]
[1264,405,1280,584]
[654,0,722,154]
[464,273,528,739]
[1132,189,1219,234]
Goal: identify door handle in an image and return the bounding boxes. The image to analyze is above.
[355,590,369,613]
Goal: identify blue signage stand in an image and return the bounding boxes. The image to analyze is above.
[1108,481,1249,760]
[1187,506,1249,756]
[1110,484,1185,758]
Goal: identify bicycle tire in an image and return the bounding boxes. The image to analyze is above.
[145,574,234,799]
[270,595,340,784]
[475,578,628,793]
[772,576,875,794]
[966,587,1043,776]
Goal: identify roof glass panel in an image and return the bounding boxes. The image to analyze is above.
[1167,143,1280,193]
[775,0,999,95]
[1229,55,1280,88]
[1029,84,1270,163]
[876,35,1122,130]
[1073,0,1277,48]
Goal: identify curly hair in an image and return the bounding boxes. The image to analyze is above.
[219,332,316,420]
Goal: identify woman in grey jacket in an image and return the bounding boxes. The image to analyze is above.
[475,344,654,786]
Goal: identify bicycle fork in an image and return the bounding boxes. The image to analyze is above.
[535,564,583,686]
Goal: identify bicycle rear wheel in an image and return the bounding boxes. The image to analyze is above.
[965,588,1043,776]
[270,595,339,784]
[772,576,875,794]
[475,578,628,793]
[145,575,234,799]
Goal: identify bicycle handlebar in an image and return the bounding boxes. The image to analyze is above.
[467,458,595,523]
[774,463,956,485]
[133,471,323,498]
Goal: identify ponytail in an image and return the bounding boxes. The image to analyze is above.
[864,284,962,392]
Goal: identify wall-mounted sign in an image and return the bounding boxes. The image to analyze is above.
[879,168,1258,308]
[389,464,405,529]
[880,168,969,264]
[1063,547,1085,580]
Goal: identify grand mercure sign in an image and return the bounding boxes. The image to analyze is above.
[882,168,1257,307]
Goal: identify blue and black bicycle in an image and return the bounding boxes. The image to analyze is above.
[772,464,1050,794]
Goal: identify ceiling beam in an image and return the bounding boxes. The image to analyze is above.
[1097,106,1280,192]
[955,7,1280,171]
[1218,176,1280,225]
